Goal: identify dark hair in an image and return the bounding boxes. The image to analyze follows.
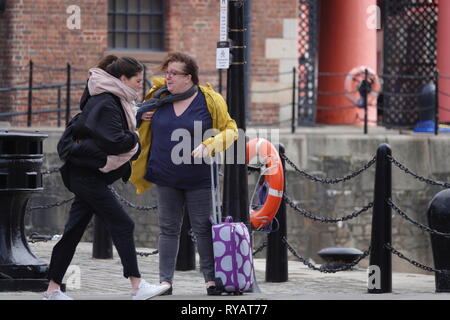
[160,52,199,85]
[97,55,144,79]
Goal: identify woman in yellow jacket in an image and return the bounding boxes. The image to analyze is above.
[130,52,238,296]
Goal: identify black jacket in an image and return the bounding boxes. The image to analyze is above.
[64,86,140,185]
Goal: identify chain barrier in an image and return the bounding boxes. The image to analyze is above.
[388,155,450,188]
[281,153,377,184]
[26,196,75,213]
[107,186,158,212]
[38,168,158,212]
[387,199,450,238]
[136,249,159,257]
[283,193,373,223]
[41,167,60,175]
[252,239,268,256]
[385,243,442,274]
[282,236,370,273]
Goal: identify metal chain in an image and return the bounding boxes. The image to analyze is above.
[388,155,450,188]
[282,236,370,273]
[385,243,442,274]
[252,240,268,256]
[108,186,158,211]
[26,196,75,212]
[41,167,60,175]
[281,153,377,184]
[387,199,450,238]
[136,249,159,257]
[283,193,373,223]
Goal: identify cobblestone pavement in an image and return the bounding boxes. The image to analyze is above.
[0,241,449,300]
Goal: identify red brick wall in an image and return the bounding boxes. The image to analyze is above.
[165,0,222,89]
[0,0,298,126]
[1,0,107,126]
[250,0,298,124]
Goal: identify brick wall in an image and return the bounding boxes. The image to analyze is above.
[250,0,298,124]
[0,0,298,126]
[1,0,107,126]
[165,0,222,89]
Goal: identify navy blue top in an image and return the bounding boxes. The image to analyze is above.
[145,90,213,189]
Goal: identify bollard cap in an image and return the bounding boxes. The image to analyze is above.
[317,247,363,263]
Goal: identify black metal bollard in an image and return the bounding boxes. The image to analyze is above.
[0,131,49,291]
[368,143,392,293]
[427,189,450,292]
[176,207,196,271]
[92,216,113,259]
[265,143,288,282]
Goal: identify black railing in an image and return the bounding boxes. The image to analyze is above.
[0,62,224,127]
[2,62,450,134]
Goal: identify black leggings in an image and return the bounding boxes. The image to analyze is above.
[47,169,141,284]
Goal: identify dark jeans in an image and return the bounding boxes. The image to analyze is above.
[156,185,215,284]
[47,168,141,285]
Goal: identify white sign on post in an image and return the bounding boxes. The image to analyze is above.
[217,41,230,69]
[217,0,230,69]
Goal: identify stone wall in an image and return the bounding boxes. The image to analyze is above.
[25,127,450,274]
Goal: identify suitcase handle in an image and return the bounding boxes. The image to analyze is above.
[210,153,222,224]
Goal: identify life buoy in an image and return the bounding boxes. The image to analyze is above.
[344,66,380,107]
[246,138,284,229]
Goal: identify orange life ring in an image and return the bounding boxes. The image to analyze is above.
[246,138,284,230]
[344,66,381,107]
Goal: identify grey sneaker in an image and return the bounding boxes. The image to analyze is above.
[132,280,171,300]
[42,289,74,300]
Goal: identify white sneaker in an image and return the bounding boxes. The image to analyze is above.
[42,289,74,300]
[132,280,171,300]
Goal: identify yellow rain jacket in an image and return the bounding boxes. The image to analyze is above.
[130,77,239,194]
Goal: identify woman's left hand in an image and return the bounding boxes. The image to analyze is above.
[192,143,209,158]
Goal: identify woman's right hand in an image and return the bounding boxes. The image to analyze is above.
[141,111,155,121]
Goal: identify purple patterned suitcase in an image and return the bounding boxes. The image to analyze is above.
[209,155,254,294]
[212,217,254,294]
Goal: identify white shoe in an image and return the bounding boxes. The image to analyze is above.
[132,280,171,300]
[42,289,74,300]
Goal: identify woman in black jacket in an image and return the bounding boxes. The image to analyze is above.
[43,56,170,300]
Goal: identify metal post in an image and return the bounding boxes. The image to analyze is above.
[92,216,113,259]
[427,189,450,292]
[27,60,33,127]
[218,69,223,95]
[223,0,249,226]
[363,69,369,135]
[0,132,49,292]
[66,63,71,125]
[176,207,196,271]
[57,87,62,127]
[368,143,392,293]
[291,67,296,134]
[265,143,288,282]
[435,70,439,136]
[143,64,147,101]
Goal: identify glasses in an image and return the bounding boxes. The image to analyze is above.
[165,70,188,78]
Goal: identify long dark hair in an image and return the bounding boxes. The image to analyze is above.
[97,55,143,79]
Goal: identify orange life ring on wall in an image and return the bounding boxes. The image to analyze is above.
[246,138,284,230]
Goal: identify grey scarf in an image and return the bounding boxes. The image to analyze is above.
[136,85,198,127]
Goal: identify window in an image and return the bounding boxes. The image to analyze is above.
[108,0,165,50]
